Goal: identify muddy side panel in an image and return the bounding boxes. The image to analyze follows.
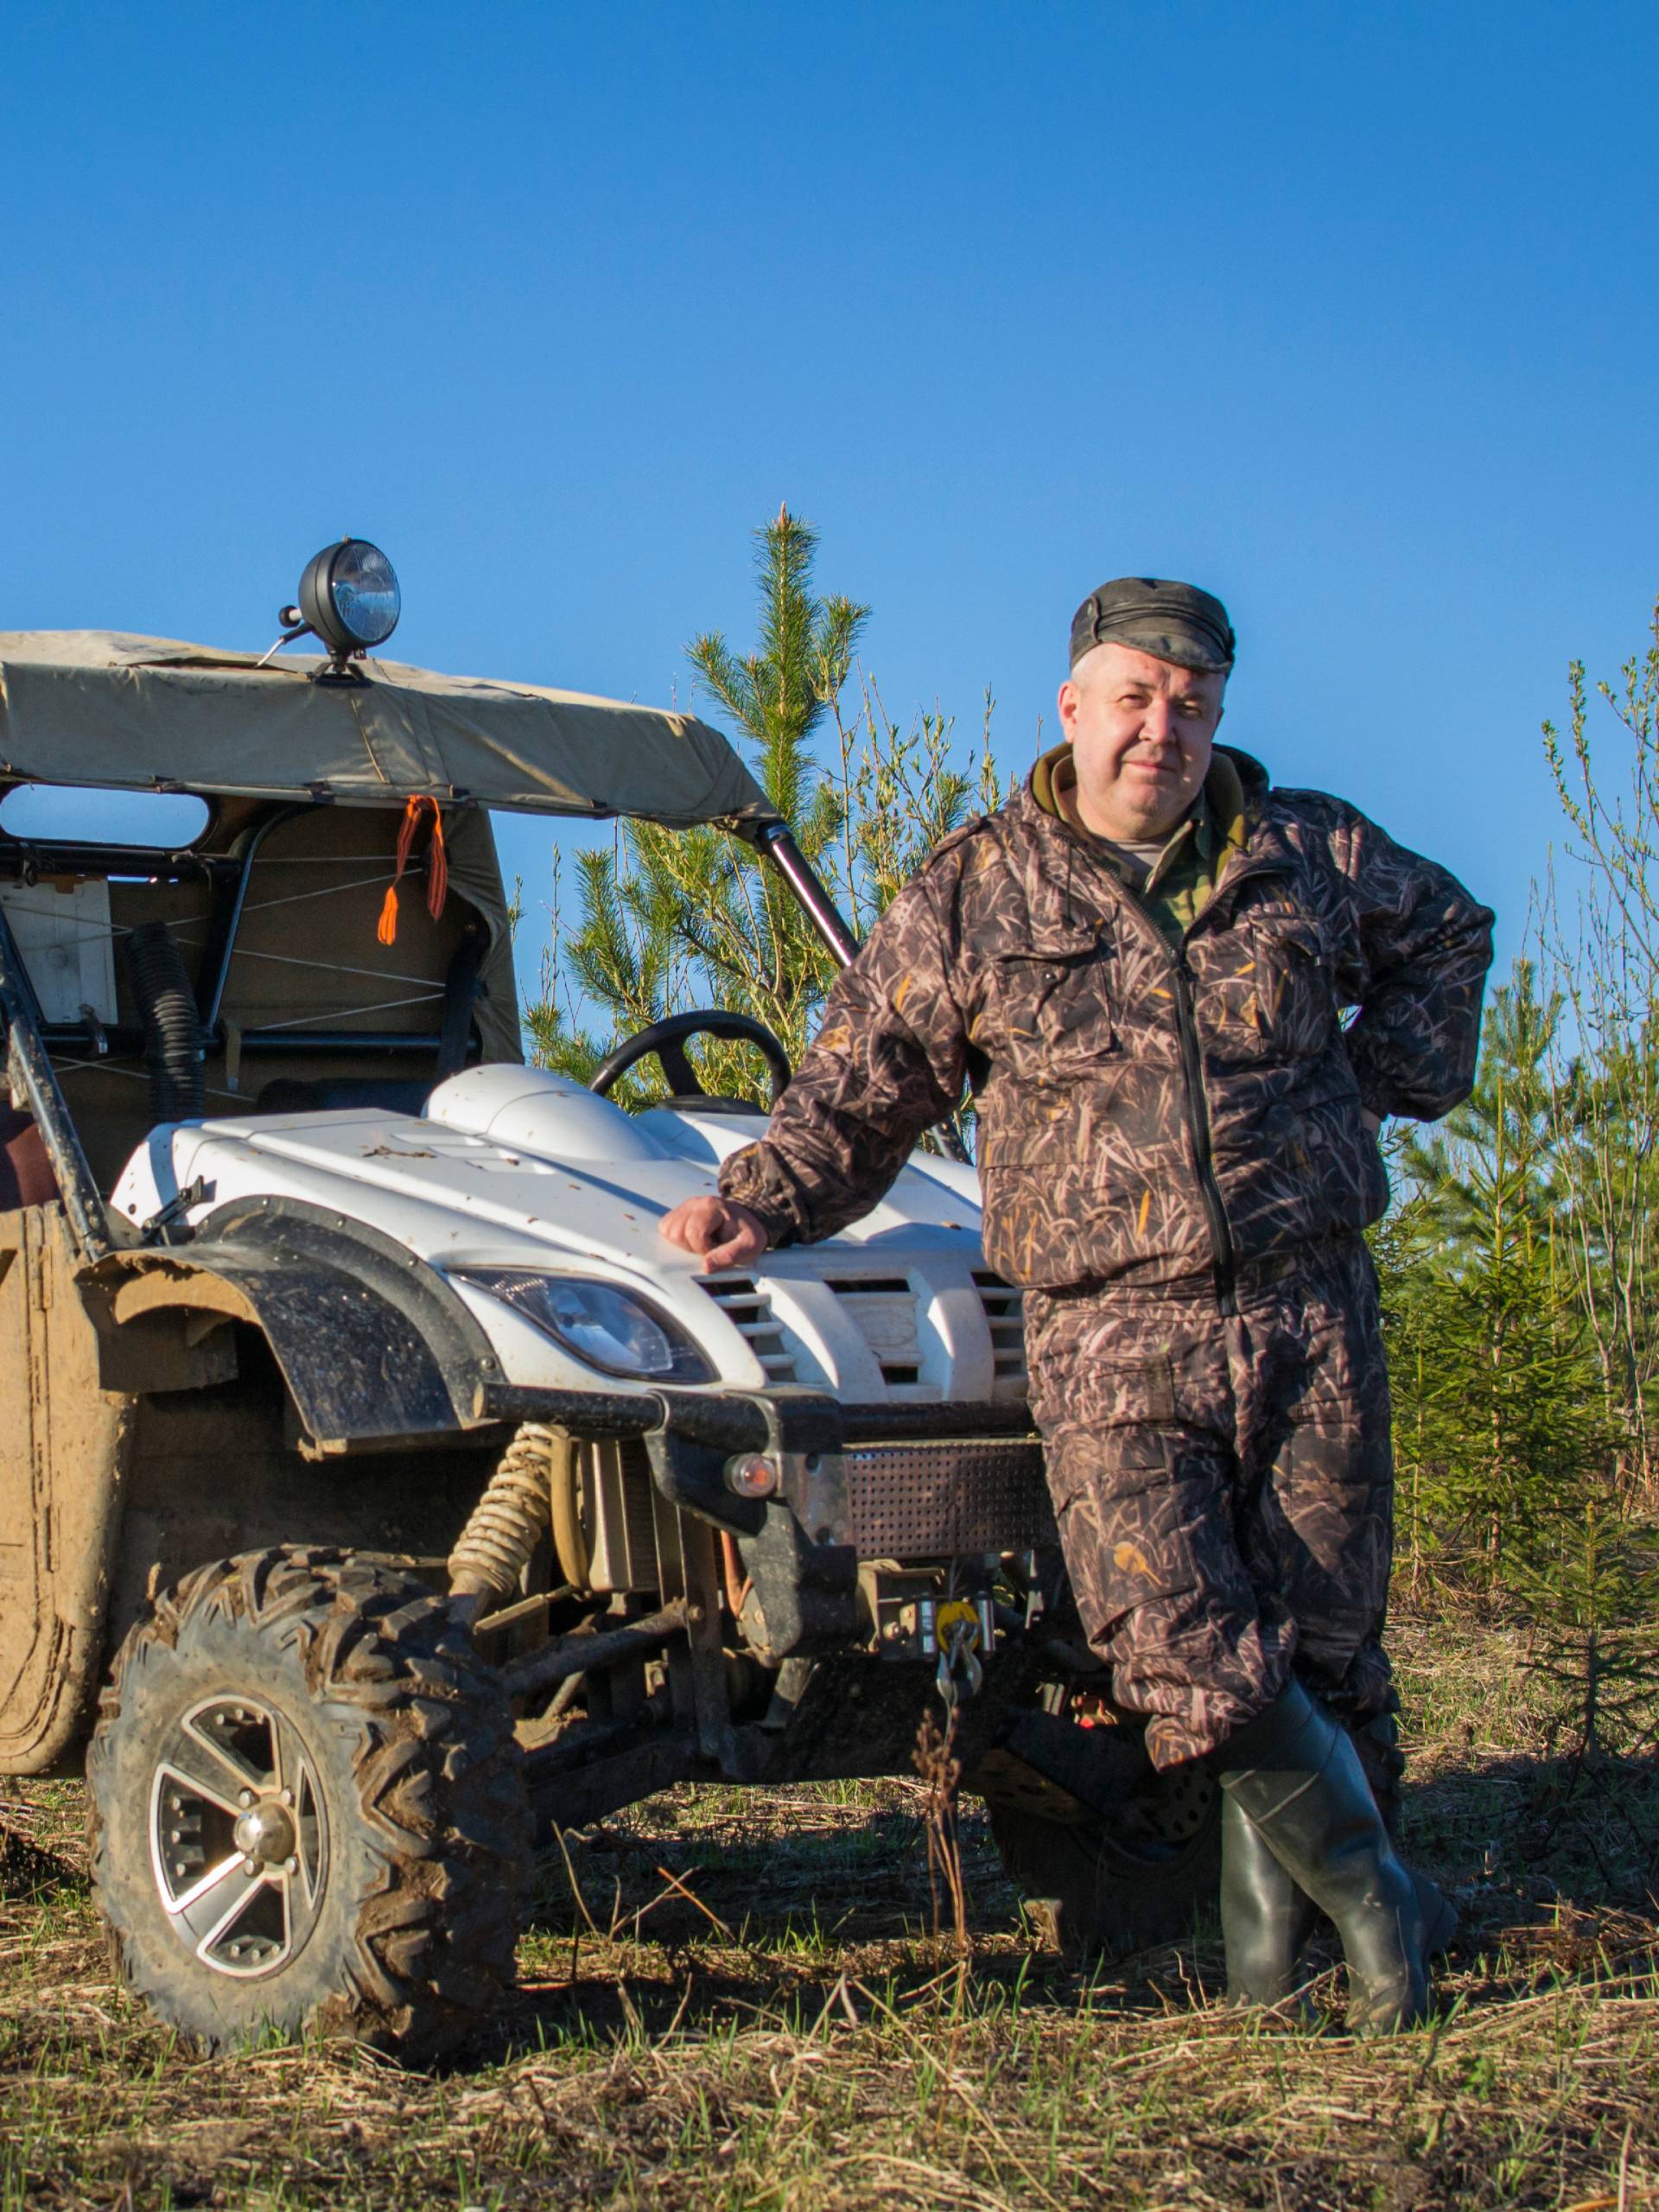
[0,1213,37,1704]
[102,1338,501,1657]
[0,1205,135,1776]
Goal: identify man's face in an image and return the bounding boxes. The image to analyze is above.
[1057,642,1227,844]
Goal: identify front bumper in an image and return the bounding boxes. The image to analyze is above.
[477,1378,1037,1446]
[477,1380,1045,1543]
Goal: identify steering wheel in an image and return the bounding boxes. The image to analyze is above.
[588,1009,793,1108]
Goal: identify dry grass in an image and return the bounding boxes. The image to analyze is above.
[4,1610,1659,2210]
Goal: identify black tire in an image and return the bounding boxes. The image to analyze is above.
[87,1547,530,2059]
[980,1716,1221,1961]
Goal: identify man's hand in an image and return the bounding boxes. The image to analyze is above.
[659,1194,771,1273]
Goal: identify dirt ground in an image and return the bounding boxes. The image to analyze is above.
[3,1610,1658,2211]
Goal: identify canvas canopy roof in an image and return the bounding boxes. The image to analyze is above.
[0,632,776,829]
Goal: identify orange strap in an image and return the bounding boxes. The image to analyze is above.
[377,797,448,945]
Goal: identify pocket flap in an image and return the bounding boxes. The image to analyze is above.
[986,916,1106,964]
[1251,906,1325,962]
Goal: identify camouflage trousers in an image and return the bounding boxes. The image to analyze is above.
[1025,1237,1394,1772]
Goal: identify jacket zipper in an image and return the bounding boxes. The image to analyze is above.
[1168,950,1237,1317]
[1171,854,1294,1317]
[1095,874,1247,1319]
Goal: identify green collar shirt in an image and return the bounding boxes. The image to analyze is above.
[1030,741,1249,948]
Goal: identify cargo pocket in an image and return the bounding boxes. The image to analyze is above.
[1027,1333,1177,1434]
[985,927,1117,1079]
[1249,906,1337,1061]
[1262,1418,1392,1645]
[1049,1424,1203,1628]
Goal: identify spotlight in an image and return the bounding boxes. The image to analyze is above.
[270,538,401,678]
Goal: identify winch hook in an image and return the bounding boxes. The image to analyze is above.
[935,1618,983,1712]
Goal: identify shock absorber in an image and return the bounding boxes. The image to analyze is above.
[447,1422,575,1619]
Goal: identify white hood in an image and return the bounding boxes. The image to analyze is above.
[109,1067,1026,1409]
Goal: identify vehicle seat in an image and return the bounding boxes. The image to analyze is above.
[660,1094,768,1116]
[256,1078,438,1116]
[0,1109,60,1209]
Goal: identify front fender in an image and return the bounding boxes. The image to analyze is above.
[85,1196,501,1452]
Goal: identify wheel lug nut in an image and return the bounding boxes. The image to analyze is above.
[279,1789,293,1807]
[238,1790,255,1808]
[243,1857,258,1875]
[285,1857,298,1875]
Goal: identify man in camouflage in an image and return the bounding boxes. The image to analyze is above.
[662,576,1494,2029]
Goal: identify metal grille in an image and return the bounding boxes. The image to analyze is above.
[973,1269,1028,1400]
[830,1274,936,1398]
[701,1274,799,1383]
[845,1439,1054,1558]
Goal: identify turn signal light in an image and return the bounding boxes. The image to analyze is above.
[724,1452,779,1499]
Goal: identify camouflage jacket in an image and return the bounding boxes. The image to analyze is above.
[720,747,1495,1296]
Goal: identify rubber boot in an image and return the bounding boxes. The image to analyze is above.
[1220,1791,1318,2010]
[1224,1691,1459,2005]
[1342,1698,1459,1955]
[1217,1681,1432,2033]
[1224,1697,1393,2005]
[1222,1796,1457,2009]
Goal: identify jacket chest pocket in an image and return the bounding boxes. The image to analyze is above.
[1243,905,1336,1059]
[983,931,1118,1077]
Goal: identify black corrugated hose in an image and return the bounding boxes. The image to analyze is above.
[122,922,205,1122]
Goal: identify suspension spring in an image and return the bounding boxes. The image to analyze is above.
[447,1422,573,1613]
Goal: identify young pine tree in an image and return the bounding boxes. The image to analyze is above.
[1382,965,1614,1583]
[524,506,996,1104]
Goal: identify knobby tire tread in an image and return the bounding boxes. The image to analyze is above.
[86,1545,529,2060]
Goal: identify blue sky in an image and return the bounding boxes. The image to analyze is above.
[3,1,1656,998]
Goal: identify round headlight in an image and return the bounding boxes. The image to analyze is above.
[297,538,402,654]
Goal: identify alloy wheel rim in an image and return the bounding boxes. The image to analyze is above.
[148,1694,328,1979]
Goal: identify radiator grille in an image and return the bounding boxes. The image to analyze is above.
[701,1274,798,1383]
[827,1274,938,1389]
[973,1269,1028,1400]
[845,1439,1054,1558]
[830,1274,938,1399]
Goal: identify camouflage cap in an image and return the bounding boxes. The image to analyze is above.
[1069,576,1236,673]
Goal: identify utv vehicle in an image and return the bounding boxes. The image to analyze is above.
[0,543,1217,2055]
